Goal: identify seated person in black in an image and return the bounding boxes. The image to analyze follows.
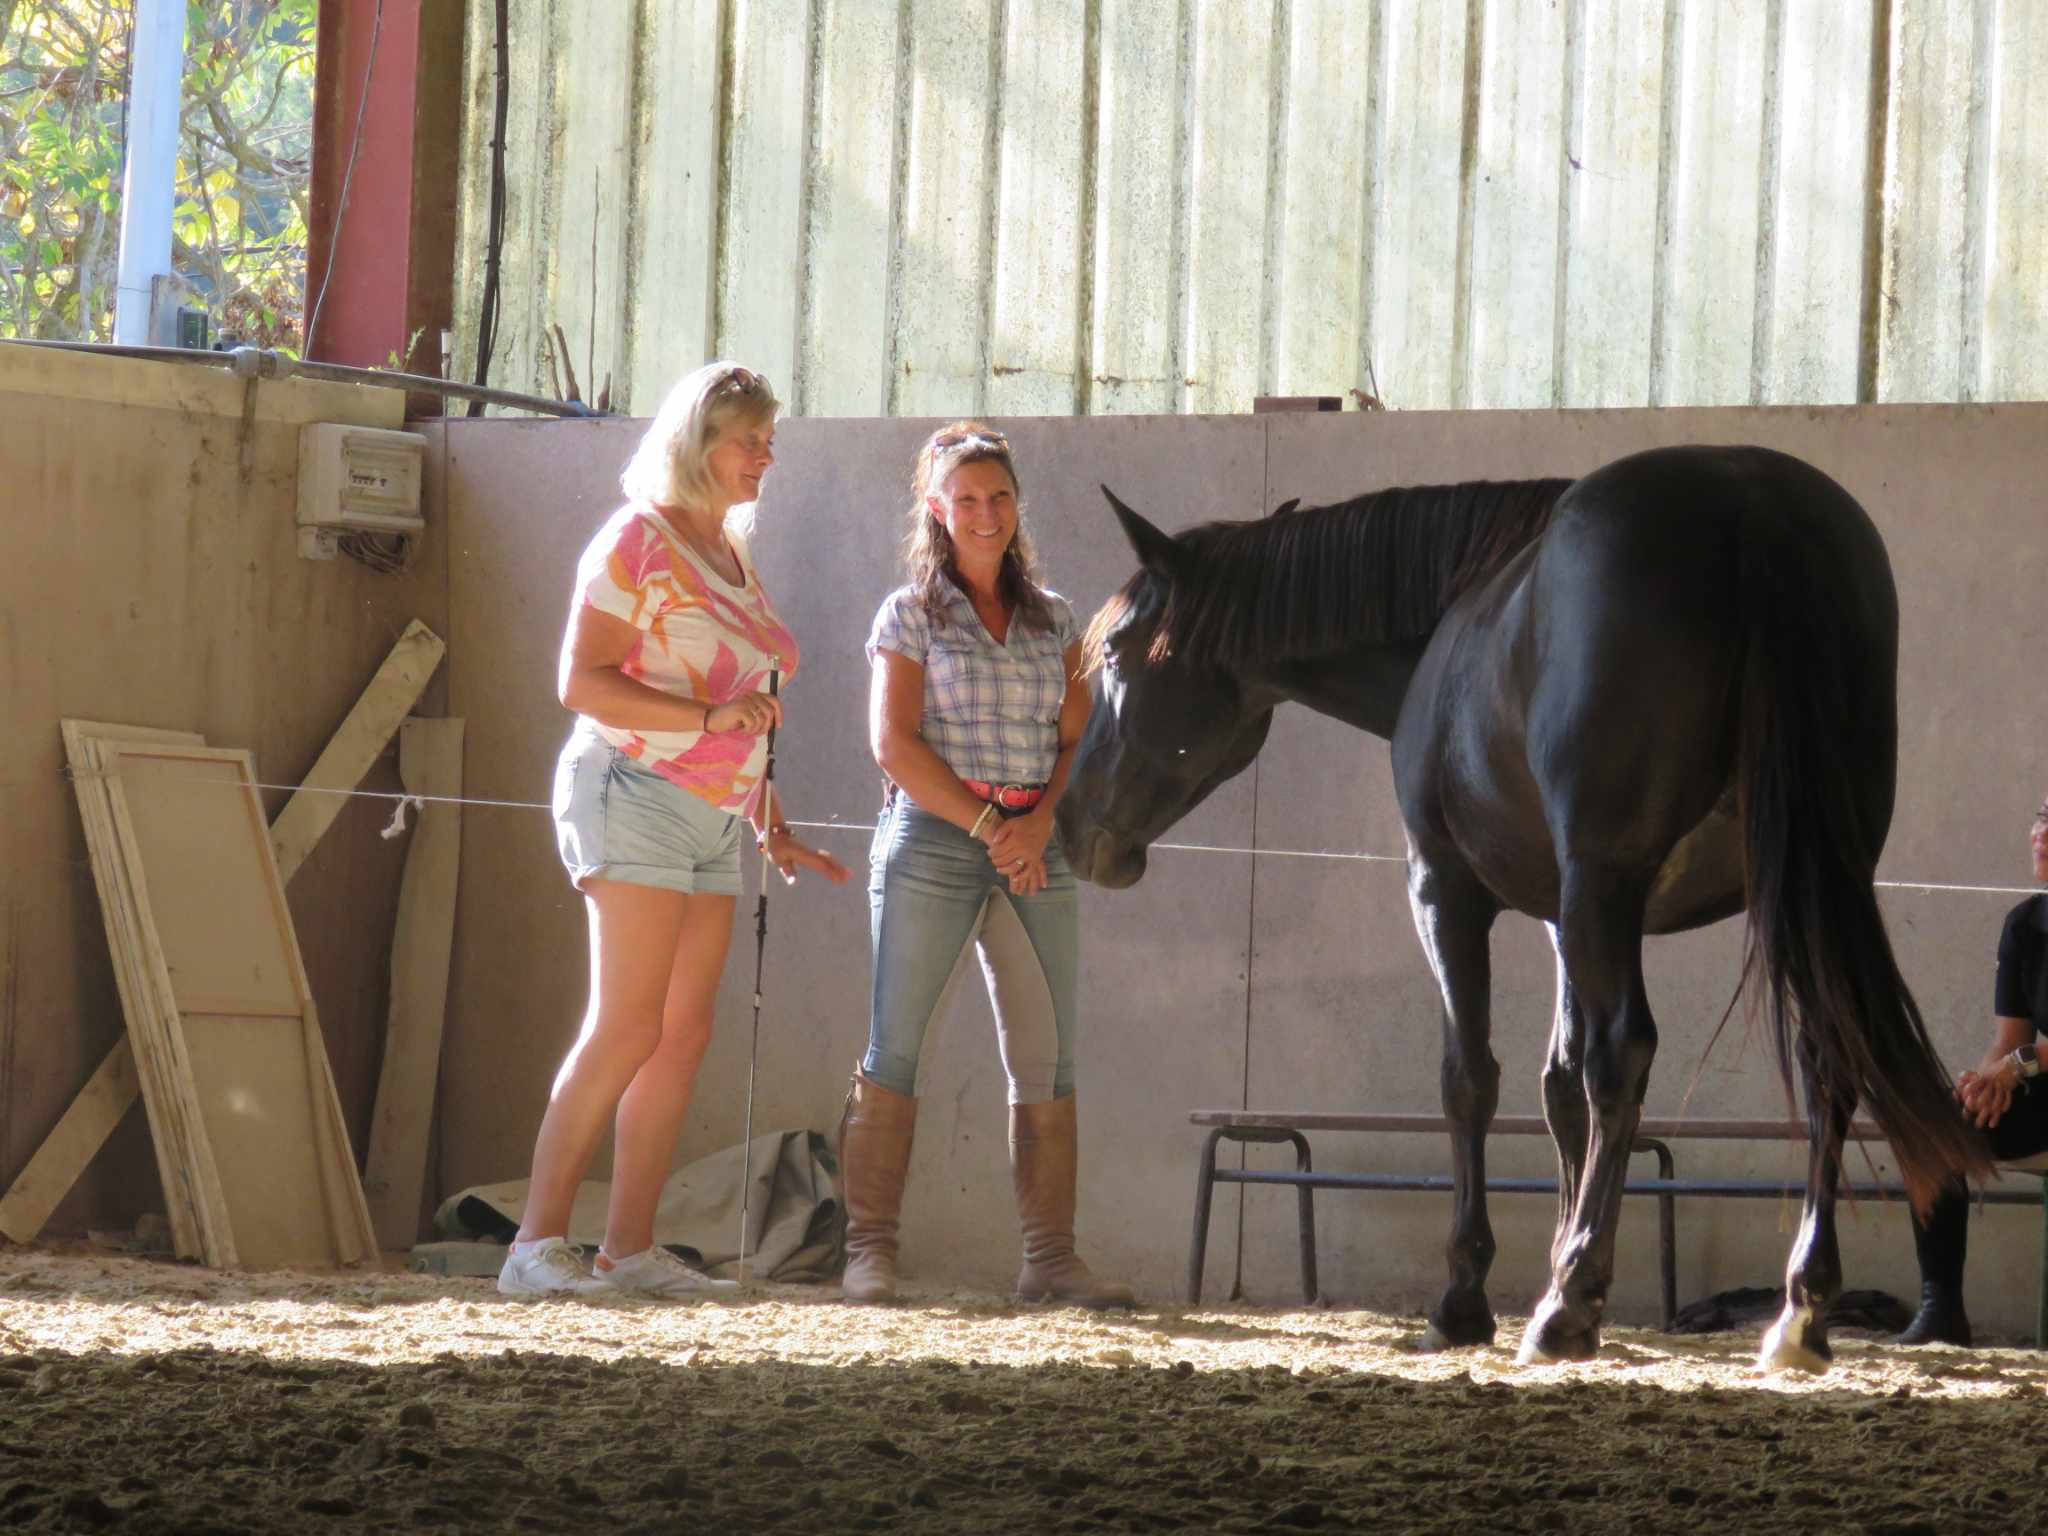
[1894,795,2048,1346]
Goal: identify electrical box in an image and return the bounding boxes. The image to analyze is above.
[296,423,425,560]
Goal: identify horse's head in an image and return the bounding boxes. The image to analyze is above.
[1056,487,1274,888]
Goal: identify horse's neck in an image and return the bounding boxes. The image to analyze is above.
[1255,640,1429,738]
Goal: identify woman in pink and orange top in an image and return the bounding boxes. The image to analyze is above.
[499,361,850,1300]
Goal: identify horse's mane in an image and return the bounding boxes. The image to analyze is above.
[1083,479,1573,672]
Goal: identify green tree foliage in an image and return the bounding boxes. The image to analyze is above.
[1,0,314,347]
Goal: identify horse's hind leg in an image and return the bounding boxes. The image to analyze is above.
[1541,927,1589,1273]
[1759,1049,1853,1373]
[1522,867,1655,1364]
[1407,857,1502,1350]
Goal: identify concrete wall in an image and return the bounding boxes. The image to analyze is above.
[0,347,450,1237]
[436,402,2048,1335]
[452,0,2048,418]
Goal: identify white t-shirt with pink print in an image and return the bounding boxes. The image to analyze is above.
[571,501,798,817]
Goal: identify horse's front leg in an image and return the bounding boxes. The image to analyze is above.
[1408,857,1502,1351]
[1759,1051,1853,1373]
[1522,868,1654,1364]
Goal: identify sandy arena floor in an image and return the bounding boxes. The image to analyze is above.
[1,1245,2042,1534]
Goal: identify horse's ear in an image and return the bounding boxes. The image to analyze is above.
[1101,484,1183,574]
[1271,498,1300,519]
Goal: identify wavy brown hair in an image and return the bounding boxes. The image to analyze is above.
[904,420,1055,633]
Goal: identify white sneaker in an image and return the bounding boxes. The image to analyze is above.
[496,1236,605,1296]
[592,1245,738,1298]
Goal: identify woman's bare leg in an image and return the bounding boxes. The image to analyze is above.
[604,891,736,1256]
[515,879,690,1243]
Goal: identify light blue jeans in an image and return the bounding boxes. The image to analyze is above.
[866,797,1079,1104]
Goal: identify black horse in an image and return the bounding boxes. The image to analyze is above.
[1056,443,1989,1370]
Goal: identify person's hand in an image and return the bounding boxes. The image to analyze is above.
[985,809,1053,882]
[1004,856,1047,897]
[760,827,851,886]
[1957,1064,2016,1129]
[706,690,783,735]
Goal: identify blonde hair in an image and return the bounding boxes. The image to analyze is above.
[619,361,781,532]
[904,420,1054,633]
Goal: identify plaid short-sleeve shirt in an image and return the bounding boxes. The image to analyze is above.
[866,583,1078,786]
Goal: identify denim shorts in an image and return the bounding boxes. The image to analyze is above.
[552,730,743,896]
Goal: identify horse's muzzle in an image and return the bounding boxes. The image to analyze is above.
[1065,828,1148,889]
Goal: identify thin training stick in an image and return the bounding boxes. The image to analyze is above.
[737,671,778,1286]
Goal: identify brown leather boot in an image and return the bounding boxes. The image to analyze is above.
[1010,1095,1136,1308]
[838,1069,916,1303]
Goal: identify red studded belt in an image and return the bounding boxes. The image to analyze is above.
[962,778,1046,811]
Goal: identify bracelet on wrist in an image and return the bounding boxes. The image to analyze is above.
[967,804,998,843]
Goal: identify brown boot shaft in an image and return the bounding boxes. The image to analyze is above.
[1009,1095,1135,1309]
[838,1070,916,1303]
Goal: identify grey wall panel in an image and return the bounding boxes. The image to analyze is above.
[460,3,2048,417]
[1761,1,1873,405]
[1090,0,1185,415]
[1878,0,1983,404]
[800,0,901,417]
[1982,2,2048,401]
[456,1,2048,418]
[1180,0,1276,414]
[1270,1,1376,404]
[1371,0,1471,410]
[625,0,725,411]
[721,0,815,397]
[986,0,1091,417]
[1559,0,1666,410]
[1465,0,1569,410]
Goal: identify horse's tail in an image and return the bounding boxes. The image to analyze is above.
[1735,507,1990,1209]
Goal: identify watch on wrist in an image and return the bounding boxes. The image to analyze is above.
[2009,1043,2041,1080]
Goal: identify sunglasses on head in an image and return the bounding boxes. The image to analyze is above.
[716,366,765,393]
[932,428,1009,451]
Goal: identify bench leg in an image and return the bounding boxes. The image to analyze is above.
[1638,1138,1678,1329]
[1285,1130,1318,1305]
[1187,1129,1227,1306]
[2038,1174,2047,1348]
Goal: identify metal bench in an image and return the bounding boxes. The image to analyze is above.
[1188,1110,2048,1338]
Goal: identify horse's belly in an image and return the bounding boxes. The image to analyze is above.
[1644,795,1745,934]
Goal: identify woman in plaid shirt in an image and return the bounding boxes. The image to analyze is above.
[841,421,1134,1309]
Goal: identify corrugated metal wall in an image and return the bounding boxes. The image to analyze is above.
[452,0,2048,417]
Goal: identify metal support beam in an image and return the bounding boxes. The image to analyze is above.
[112,0,188,345]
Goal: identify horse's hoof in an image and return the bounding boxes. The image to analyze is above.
[1758,1311,1833,1375]
[1517,1296,1598,1363]
[1418,1319,1493,1353]
[1417,1322,1456,1353]
[1517,1329,1599,1365]
[1419,1306,1497,1352]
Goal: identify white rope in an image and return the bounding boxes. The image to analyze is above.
[779,819,2034,896]
[89,771,2039,899]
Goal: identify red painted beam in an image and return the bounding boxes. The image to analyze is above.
[306,0,428,372]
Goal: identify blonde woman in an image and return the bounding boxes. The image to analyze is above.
[499,361,849,1298]
[841,420,1133,1308]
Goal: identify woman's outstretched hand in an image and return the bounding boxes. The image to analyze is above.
[761,827,851,886]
